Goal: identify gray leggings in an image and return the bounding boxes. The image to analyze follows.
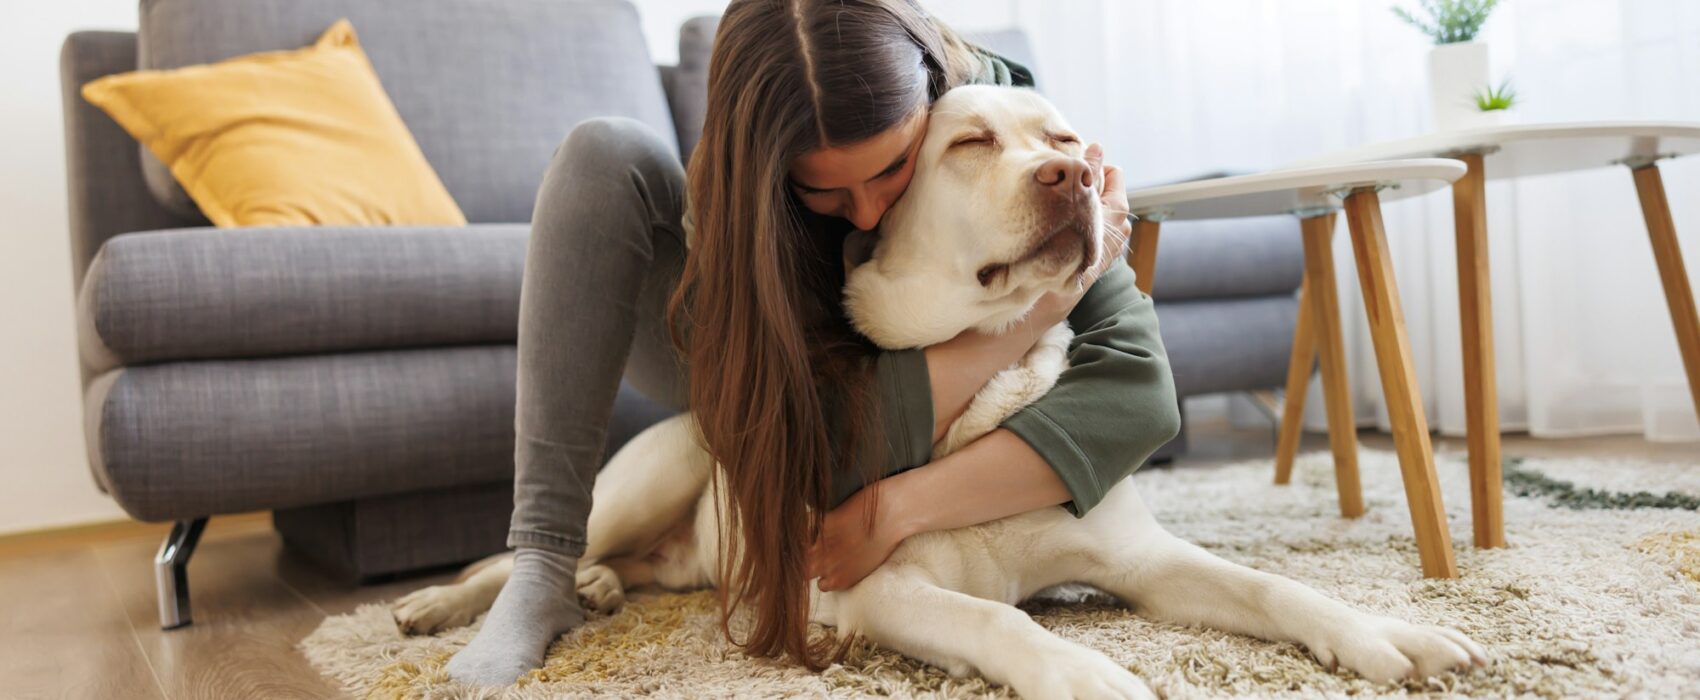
[507,117,690,556]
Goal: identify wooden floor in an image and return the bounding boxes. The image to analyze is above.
[2,412,1694,699]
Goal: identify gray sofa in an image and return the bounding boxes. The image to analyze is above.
[62,1,1300,629]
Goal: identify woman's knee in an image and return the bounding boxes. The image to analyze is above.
[549,117,683,191]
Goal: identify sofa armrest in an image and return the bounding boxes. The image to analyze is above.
[60,32,195,315]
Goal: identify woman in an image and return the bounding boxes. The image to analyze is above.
[447,0,1179,686]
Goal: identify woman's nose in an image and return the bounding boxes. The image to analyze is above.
[847,192,885,232]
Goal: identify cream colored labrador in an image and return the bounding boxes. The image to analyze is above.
[393,85,1484,700]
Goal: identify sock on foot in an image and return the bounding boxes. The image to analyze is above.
[445,547,585,686]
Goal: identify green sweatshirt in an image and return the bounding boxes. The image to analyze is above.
[686,47,1180,517]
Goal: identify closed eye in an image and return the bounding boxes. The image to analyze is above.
[976,263,1008,287]
[1051,132,1080,145]
[951,132,996,148]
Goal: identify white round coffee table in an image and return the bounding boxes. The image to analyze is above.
[1128,158,1468,579]
[1292,121,1700,551]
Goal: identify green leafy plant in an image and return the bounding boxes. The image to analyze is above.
[1472,79,1517,111]
[1392,0,1502,44]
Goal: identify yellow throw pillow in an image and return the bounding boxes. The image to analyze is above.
[81,19,466,228]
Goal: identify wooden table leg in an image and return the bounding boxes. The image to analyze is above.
[1632,164,1700,424]
[1451,153,1505,549]
[1299,213,1364,518]
[1343,190,1458,579]
[1274,277,1315,485]
[1131,218,1161,295]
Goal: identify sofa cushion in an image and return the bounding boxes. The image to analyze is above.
[86,347,515,521]
[1148,215,1305,301]
[136,0,675,224]
[79,225,526,371]
[85,346,680,522]
[1155,294,1298,398]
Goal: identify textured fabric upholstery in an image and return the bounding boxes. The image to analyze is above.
[274,483,514,583]
[86,347,681,524]
[136,0,676,224]
[1156,295,1298,398]
[1149,216,1305,301]
[87,346,518,521]
[59,32,199,295]
[79,225,526,370]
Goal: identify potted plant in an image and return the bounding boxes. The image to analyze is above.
[1472,79,1518,119]
[1393,0,1504,131]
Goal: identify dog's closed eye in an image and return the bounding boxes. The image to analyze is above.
[976,263,1008,287]
[952,132,996,149]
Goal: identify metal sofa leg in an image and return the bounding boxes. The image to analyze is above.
[155,517,208,630]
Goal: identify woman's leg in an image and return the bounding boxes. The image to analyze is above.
[448,117,688,686]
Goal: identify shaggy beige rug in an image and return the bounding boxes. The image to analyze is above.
[300,448,1700,698]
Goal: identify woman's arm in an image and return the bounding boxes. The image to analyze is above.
[846,281,1074,507]
[922,293,1074,444]
[809,263,1179,591]
[810,152,1181,591]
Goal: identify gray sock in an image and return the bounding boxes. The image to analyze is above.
[445,547,586,686]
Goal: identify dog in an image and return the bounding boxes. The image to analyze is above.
[393,85,1485,700]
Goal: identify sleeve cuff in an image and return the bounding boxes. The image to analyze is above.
[1002,407,1102,517]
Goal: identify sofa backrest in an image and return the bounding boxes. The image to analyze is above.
[134,0,675,224]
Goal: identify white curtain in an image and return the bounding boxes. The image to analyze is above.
[935,0,1700,442]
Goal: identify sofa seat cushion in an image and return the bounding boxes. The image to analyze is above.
[85,347,679,523]
[79,224,526,371]
[1156,294,1299,398]
[85,346,515,521]
[1148,215,1305,301]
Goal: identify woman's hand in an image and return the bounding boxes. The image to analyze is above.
[1090,143,1134,277]
[806,483,918,592]
[1036,143,1133,319]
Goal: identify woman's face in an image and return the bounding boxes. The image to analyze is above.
[788,106,930,232]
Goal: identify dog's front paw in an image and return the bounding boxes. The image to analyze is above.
[1011,645,1155,700]
[392,584,477,635]
[575,563,626,613]
[1310,615,1486,682]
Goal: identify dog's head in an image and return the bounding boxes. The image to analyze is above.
[843,85,1103,349]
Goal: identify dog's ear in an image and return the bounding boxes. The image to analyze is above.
[842,229,878,271]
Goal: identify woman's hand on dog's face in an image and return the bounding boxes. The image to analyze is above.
[806,483,914,592]
[1085,143,1133,284]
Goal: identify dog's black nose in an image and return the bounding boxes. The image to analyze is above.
[1034,156,1094,196]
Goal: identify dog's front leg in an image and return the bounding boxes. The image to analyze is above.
[834,566,1153,700]
[393,552,515,635]
[1103,526,1486,682]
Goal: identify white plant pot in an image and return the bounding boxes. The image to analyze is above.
[1427,41,1498,132]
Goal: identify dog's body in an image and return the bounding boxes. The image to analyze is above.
[394,86,1483,700]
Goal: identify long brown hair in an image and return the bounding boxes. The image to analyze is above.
[665,0,979,670]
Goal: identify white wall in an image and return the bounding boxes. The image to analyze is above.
[1,2,136,534]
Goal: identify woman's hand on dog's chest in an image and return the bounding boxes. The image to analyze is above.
[806,480,920,592]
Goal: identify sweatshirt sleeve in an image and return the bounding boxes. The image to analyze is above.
[1000,260,1182,516]
[828,347,935,507]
